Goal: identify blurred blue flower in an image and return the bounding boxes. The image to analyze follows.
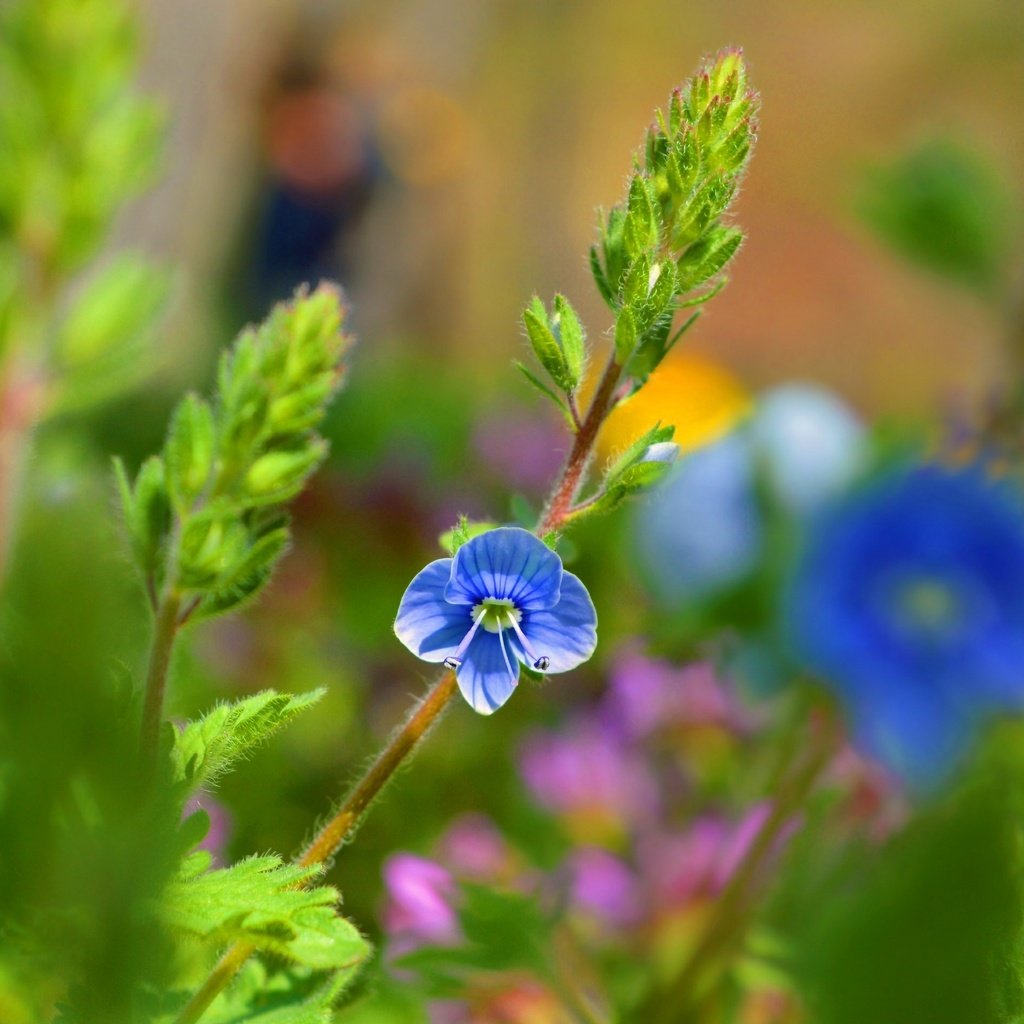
[636,431,761,603]
[394,527,597,714]
[635,384,865,605]
[788,465,1024,785]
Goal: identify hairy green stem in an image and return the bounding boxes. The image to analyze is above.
[176,350,625,1024]
[139,589,182,766]
[538,354,622,535]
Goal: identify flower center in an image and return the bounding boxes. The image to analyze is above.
[443,597,551,674]
[472,598,521,634]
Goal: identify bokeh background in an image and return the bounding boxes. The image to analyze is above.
[103,0,1024,934]
[6,0,1024,1019]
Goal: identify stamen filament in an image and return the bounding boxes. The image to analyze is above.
[444,607,487,669]
[497,622,517,684]
[505,611,550,671]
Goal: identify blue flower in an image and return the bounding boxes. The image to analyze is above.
[787,465,1024,785]
[394,527,598,714]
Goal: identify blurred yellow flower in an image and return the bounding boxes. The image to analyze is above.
[598,352,750,460]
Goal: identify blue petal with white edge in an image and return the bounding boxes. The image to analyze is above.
[394,558,471,663]
[446,527,563,610]
[512,571,597,674]
[456,630,520,715]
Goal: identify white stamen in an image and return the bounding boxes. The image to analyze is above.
[497,622,517,685]
[505,611,550,672]
[444,607,487,670]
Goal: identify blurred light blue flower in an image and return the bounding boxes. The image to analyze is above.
[635,384,865,604]
[787,465,1024,785]
[394,527,597,714]
[636,431,761,602]
[751,383,865,513]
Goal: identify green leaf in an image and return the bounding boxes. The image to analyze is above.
[117,454,171,583]
[678,225,743,291]
[195,525,291,621]
[171,689,325,795]
[439,516,497,555]
[605,422,676,481]
[165,393,216,509]
[857,138,1011,295]
[614,306,638,364]
[161,853,370,971]
[551,294,585,388]
[522,299,571,392]
[196,961,364,1024]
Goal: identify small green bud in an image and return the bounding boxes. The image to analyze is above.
[178,508,249,591]
[165,392,216,508]
[116,454,171,582]
[523,297,572,392]
[677,226,743,291]
[551,294,586,387]
[243,441,327,504]
[614,307,638,363]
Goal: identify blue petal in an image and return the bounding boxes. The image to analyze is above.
[456,631,520,715]
[512,571,597,673]
[446,527,563,610]
[394,558,473,662]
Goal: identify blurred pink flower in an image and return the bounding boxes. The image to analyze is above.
[565,847,641,928]
[601,648,752,742]
[437,813,512,881]
[474,410,566,492]
[383,853,460,947]
[637,803,787,909]
[518,717,660,829]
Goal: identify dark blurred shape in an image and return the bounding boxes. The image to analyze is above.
[858,138,1013,296]
[796,788,1023,1024]
[244,64,381,313]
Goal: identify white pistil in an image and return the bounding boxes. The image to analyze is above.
[505,611,550,671]
[444,607,488,670]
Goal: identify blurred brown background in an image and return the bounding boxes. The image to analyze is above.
[124,0,1023,415]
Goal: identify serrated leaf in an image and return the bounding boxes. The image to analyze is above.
[171,689,324,795]
[160,854,370,971]
[196,961,364,1024]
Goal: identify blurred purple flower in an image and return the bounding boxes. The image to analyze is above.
[182,793,232,866]
[601,648,751,742]
[638,804,779,908]
[383,853,460,947]
[437,813,512,881]
[519,717,660,830]
[565,847,641,928]
[474,410,566,492]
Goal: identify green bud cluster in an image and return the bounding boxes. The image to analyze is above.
[591,48,759,385]
[116,284,351,620]
[0,0,166,411]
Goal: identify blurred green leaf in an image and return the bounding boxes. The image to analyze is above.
[858,138,1013,295]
